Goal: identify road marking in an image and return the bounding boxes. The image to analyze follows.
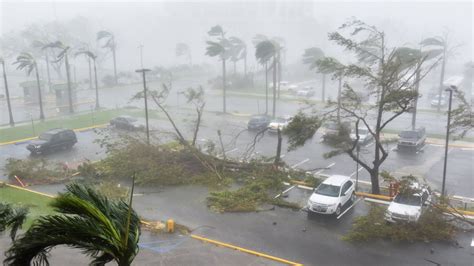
[274,185,296,199]
[291,158,309,169]
[350,167,364,178]
[280,154,286,158]
[365,142,374,148]
[429,143,444,147]
[461,148,474,151]
[314,162,335,175]
[337,198,362,220]
[297,185,314,191]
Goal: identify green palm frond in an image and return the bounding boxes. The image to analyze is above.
[252,34,268,46]
[205,41,225,57]
[13,52,37,76]
[75,49,96,60]
[255,40,276,65]
[302,47,325,69]
[0,203,28,241]
[208,25,225,37]
[97,30,115,49]
[4,183,141,266]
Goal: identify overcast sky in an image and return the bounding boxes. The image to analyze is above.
[1,0,472,72]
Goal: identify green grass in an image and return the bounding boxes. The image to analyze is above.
[0,186,54,228]
[0,108,162,143]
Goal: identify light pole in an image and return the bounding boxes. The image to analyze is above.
[355,144,360,192]
[441,85,456,197]
[135,68,151,144]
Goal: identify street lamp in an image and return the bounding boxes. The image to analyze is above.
[441,85,457,197]
[135,68,151,144]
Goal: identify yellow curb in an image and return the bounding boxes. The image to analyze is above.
[445,207,474,216]
[229,112,253,117]
[190,234,302,266]
[290,180,313,187]
[0,123,108,146]
[1,182,55,198]
[355,192,393,201]
[425,140,474,149]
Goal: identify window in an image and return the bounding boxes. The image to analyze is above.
[342,181,353,194]
[314,184,341,197]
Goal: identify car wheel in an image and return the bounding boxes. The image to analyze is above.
[351,192,357,203]
[335,205,342,216]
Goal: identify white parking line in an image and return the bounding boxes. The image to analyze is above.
[280,154,286,158]
[314,162,335,175]
[350,167,364,178]
[274,185,296,199]
[226,148,238,154]
[337,198,362,220]
[461,148,474,151]
[291,158,310,169]
[365,142,374,148]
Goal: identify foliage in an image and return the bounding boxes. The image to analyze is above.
[284,111,322,151]
[4,158,67,184]
[450,90,473,138]
[4,183,141,266]
[344,205,456,242]
[0,202,28,241]
[95,181,129,200]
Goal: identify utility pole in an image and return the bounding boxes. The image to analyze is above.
[135,68,151,144]
[1,60,14,126]
[441,85,456,197]
[138,44,144,69]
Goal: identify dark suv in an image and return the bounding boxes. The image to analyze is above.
[397,128,426,151]
[27,128,77,155]
[247,115,271,131]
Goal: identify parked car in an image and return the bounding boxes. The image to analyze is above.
[268,115,293,133]
[350,126,373,145]
[385,183,431,223]
[296,87,315,98]
[110,116,145,131]
[430,94,446,107]
[397,128,426,151]
[27,128,77,155]
[247,115,271,131]
[322,121,351,142]
[306,175,356,216]
[287,84,299,93]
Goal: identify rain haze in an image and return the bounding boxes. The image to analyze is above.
[0,1,473,266]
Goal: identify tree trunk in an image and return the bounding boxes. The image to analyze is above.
[34,65,45,120]
[112,46,118,85]
[411,68,420,130]
[88,56,93,89]
[2,62,14,126]
[322,74,326,102]
[222,59,226,113]
[274,127,282,165]
[277,51,281,99]
[272,56,277,118]
[45,54,52,92]
[233,61,236,75]
[65,53,74,113]
[337,76,341,123]
[94,59,100,110]
[244,55,247,77]
[265,62,268,115]
[369,169,380,195]
[437,45,447,112]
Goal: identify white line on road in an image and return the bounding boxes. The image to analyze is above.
[314,162,335,175]
[461,148,474,151]
[365,142,374,148]
[337,198,362,220]
[274,185,296,199]
[291,158,310,169]
[225,148,238,154]
[350,167,364,178]
[280,154,286,158]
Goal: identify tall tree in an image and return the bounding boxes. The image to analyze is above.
[42,41,74,113]
[176,43,192,65]
[0,57,14,126]
[0,203,28,241]
[14,52,45,120]
[255,40,278,118]
[253,35,270,114]
[4,183,141,266]
[302,47,327,102]
[206,25,230,113]
[31,40,53,92]
[76,49,100,109]
[229,37,247,75]
[97,30,118,84]
[300,19,441,194]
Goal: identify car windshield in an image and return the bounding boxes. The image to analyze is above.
[39,133,53,141]
[400,131,418,139]
[124,117,137,123]
[251,117,265,122]
[314,183,341,197]
[394,194,422,206]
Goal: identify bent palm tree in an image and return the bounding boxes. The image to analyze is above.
[302,47,327,102]
[0,203,28,241]
[0,57,14,125]
[14,52,45,120]
[229,37,246,75]
[255,40,278,118]
[97,30,118,84]
[42,41,74,113]
[4,183,141,266]
[76,49,100,109]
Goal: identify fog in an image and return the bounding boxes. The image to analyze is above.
[1,0,472,72]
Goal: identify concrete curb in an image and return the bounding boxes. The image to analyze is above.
[190,234,302,265]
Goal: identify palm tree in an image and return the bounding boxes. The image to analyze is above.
[4,183,141,266]
[206,25,230,113]
[315,57,345,122]
[229,37,247,75]
[0,57,14,126]
[255,40,278,118]
[302,47,327,102]
[76,49,100,109]
[0,203,28,241]
[272,37,285,99]
[176,43,192,65]
[97,30,118,85]
[31,40,53,92]
[14,52,45,120]
[42,41,74,113]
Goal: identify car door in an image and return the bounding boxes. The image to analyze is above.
[340,181,353,205]
[49,133,61,150]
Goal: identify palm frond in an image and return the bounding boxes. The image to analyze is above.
[255,40,276,64]
[0,203,28,241]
